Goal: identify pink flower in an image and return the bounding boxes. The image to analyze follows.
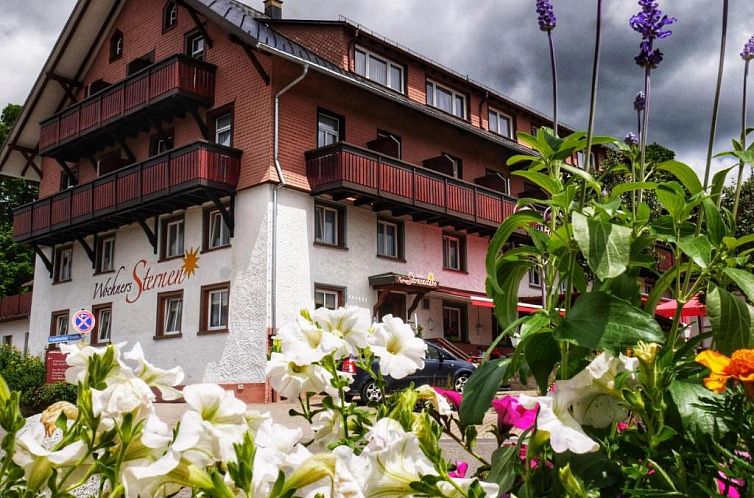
[716,471,744,498]
[432,387,462,410]
[617,421,630,432]
[448,461,468,478]
[492,396,537,432]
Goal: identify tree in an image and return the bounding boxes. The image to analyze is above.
[722,170,754,237]
[0,104,38,296]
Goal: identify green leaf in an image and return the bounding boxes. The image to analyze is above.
[554,292,664,353]
[667,380,726,446]
[657,160,703,195]
[459,358,510,426]
[487,446,517,493]
[524,332,559,394]
[488,260,533,330]
[507,154,538,166]
[560,164,601,193]
[676,235,712,269]
[608,181,657,200]
[486,212,543,291]
[710,166,734,205]
[723,268,754,304]
[572,211,633,280]
[707,284,754,355]
[702,197,727,245]
[656,183,686,221]
[511,170,561,195]
[555,452,622,489]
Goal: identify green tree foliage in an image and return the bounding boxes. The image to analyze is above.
[721,170,754,237]
[0,104,38,296]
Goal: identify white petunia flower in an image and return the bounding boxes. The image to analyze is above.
[277,315,346,365]
[415,385,452,416]
[61,342,128,385]
[438,478,501,498]
[310,408,347,451]
[266,352,336,399]
[124,343,185,400]
[369,315,426,379]
[91,376,155,421]
[519,395,599,454]
[122,449,213,498]
[141,411,173,451]
[13,420,89,490]
[312,307,369,357]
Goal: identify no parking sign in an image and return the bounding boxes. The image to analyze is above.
[71,309,96,336]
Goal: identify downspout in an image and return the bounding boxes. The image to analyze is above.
[271,64,309,333]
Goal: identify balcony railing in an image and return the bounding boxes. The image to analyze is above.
[39,55,216,157]
[306,143,518,232]
[13,142,241,244]
[0,293,32,322]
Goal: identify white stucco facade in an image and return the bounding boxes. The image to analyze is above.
[0,319,30,352]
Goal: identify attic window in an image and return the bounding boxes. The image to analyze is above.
[110,30,124,62]
[426,80,466,119]
[163,1,178,31]
[354,46,404,93]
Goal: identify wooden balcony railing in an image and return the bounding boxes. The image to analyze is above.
[306,143,518,230]
[13,142,241,243]
[0,293,32,322]
[39,55,216,155]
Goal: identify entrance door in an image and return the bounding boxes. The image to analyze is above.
[378,292,406,321]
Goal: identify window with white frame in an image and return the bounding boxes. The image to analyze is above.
[315,204,339,245]
[51,311,69,340]
[426,80,466,119]
[187,33,205,61]
[164,218,184,259]
[207,288,229,330]
[55,246,73,283]
[354,46,404,93]
[159,292,183,336]
[377,219,399,258]
[97,236,115,273]
[96,307,112,343]
[215,114,232,147]
[488,108,513,138]
[163,1,177,30]
[315,286,341,310]
[443,234,462,271]
[317,112,341,148]
[576,151,596,169]
[208,210,230,249]
[529,269,541,288]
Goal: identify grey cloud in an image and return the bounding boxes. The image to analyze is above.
[2,0,753,179]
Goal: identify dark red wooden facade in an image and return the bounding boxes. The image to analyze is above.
[0,293,32,322]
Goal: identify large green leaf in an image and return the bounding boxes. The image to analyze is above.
[572,211,633,280]
[487,446,517,493]
[658,160,703,195]
[560,164,601,193]
[656,183,687,222]
[667,380,726,446]
[710,166,734,205]
[707,284,754,355]
[554,292,664,353]
[486,212,543,292]
[524,332,559,394]
[488,260,533,331]
[511,170,561,196]
[702,197,727,245]
[723,268,754,304]
[608,181,657,201]
[459,358,510,427]
[676,235,712,269]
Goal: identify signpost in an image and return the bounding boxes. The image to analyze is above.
[71,309,96,335]
[45,308,95,383]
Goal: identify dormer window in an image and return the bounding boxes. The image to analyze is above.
[110,30,124,62]
[488,108,513,138]
[163,1,178,31]
[354,46,404,93]
[426,80,466,119]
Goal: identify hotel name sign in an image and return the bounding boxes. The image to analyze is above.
[394,273,439,289]
[92,249,200,304]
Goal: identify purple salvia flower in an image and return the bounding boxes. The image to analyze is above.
[625,132,639,146]
[536,0,556,32]
[634,92,646,111]
[635,40,664,69]
[742,35,754,61]
[630,0,676,68]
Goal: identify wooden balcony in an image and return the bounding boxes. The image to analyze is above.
[13,142,241,246]
[0,293,32,323]
[39,55,216,161]
[306,143,518,236]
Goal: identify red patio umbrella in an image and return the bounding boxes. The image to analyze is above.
[655,295,706,318]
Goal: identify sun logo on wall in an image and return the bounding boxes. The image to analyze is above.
[182,247,200,278]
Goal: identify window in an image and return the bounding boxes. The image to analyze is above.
[315,286,344,310]
[215,114,232,146]
[54,246,73,283]
[529,269,541,288]
[88,79,111,96]
[3,336,11,346]
[317,110,344,148]
[488,108,513,138]
[50,310,70,342]
[426,80,466,119]
[443,233,466,271]
[163,1,178,31]
[377,218,403,259]
[354,46,404,92]
[59,166,78,190]
[313,202,346,248]
[443,303,466,342]
[110,30,124,62]
[485,168,511,195]
[96,236,115,273]
[187,32,205,61]
[199,284,230,333]
[576,151,596,169]
[149,129,174,156]
[157,291,183,338]
[203,208,231,250]
[375,130,401,158]
[93,304,112,344]
[161,216,184,260]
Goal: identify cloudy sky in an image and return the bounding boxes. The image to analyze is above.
[1,0,753,179]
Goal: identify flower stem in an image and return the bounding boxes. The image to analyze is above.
[583,0,602,176]
[548,30,559,136]
[702,0,729,190]
[733,59,750,219]
[638,66,651,204]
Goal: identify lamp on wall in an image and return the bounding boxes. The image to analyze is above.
[427,317,435,331]
[475,308,483,336]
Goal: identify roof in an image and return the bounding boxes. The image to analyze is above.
[0,0,544,181]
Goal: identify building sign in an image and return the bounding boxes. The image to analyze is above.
[45,350,68,384]
[71,309,95,335]
[369,272,440,290]
[92,248,200,304]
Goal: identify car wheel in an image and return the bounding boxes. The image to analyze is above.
[454,374,469,394]
[361,381,384,403]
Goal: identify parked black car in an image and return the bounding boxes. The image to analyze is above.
[341,342,476,403]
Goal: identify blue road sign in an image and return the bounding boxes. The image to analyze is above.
[48,334,83,344]
[71,309,96,335]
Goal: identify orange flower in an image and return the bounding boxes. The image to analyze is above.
[696,349,754,397]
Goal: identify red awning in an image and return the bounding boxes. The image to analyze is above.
[470,296,495,308]
[655,295,706,318]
